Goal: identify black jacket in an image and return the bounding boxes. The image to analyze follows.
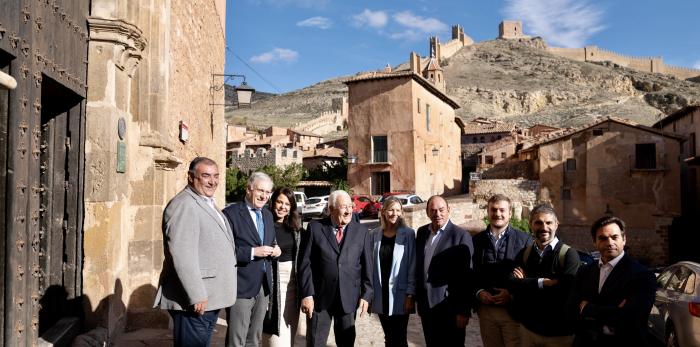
[297,218,373,313]
[509,241,580,336]
[472,225,532,296]
[223,201,276,298]
[569,253,656,347]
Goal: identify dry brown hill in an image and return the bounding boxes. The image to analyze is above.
[227,38,700,129]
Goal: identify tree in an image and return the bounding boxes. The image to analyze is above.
[225,167,248,202]
[306,156,348,191]
[259,163,305,189]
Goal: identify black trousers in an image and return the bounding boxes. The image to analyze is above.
[169,309,220,347]
[419,301,465,347]
[378,314,410,347]
[306,296,356,347]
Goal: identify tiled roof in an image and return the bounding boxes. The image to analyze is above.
[652,105,700,128]
[290,129,323,137]
[246,135,290,146]
[344,71,460,109]
[303,147,344,158]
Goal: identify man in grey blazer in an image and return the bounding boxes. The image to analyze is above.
[154,157,237,347]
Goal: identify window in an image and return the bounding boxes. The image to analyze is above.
[426,104,431,132]
[635,143,656,169]
[562,188,571,200]
[417,98,421,113]
[372,136,388,163]
[501,152,506,159]
[690,133,696,157]
[497,135,502,140]
[410,196,423,204]
[472,137,478,144]
[371,172,390,195]
[566,158,576,171]
[592,129,604,136]
[480,136,485,143]
[485,155,494,165]
[490,136,496,142]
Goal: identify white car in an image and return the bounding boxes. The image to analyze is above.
[294,191,308,212]
[393,194,425,207]
[303,195,328,219]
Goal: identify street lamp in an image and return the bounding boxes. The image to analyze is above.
[210,73,256,108]
[0,70,17,90]
[347,154,358,164]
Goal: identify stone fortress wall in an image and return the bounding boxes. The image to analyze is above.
[229,147,302,173]
[436,20,700,81]
[292,97,348,135]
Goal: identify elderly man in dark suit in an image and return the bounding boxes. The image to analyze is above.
[297,190,373,347]
[223,172,281,347]
[154,157,237,347]
[570,215,656,347]
[415,195,474,346]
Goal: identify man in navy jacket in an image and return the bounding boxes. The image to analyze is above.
[415,195,474,346]
[223,172,281,347]
[570,215,656,347]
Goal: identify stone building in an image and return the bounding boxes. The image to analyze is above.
[229,147,303,174]
[520,117,682,266]
[303,146,345,171]
[345,47,462,199]
[1,0,228,344]
[653,105,700,261]
[288,128,323,150]
[81,0,228,343]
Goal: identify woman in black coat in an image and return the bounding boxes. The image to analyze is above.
[262,187,302,347]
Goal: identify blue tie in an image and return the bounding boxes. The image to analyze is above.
[255,209,264,243]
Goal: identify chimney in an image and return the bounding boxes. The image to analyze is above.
[409,52,420,74]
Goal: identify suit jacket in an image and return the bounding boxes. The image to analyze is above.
[297,218,373,314]
[472,225,532,295]
[154,186,237,311]
[415,220,474,316]
[223,201,276,299]
[370,226,416,315]
[569,253,656,346]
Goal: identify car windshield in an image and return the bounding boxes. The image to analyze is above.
[307,198,322,204]
[399,198,408,205]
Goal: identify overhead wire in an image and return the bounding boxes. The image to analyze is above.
[226,46,283,94]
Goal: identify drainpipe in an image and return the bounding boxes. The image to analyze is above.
[0,70,17,90]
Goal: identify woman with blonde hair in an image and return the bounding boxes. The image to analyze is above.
[370,196,416,347]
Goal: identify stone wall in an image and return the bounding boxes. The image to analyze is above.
[230,147,302,173]
[402,195,484,233]
[470,179,540,219]
[82,0,227,342]
[547,46,700,80]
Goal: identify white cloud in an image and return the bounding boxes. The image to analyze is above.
[351,9,388,29]
[503,0,606,48]
[297,16,333,29]
[392,11,448,34]
[250,48,299,64]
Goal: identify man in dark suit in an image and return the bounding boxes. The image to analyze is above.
[472,194,531,347]
[297,190,373,347]
[415,195,474,346]
[570,215,656,347]
[154,157,237,347]
[223,172,281,347]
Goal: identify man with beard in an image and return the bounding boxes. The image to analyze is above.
[509,204,580,346]
[472,194,531,347]
[570,216,656,346]
[297,190,373,347]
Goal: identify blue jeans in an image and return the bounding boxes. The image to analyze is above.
[169,309,220,347]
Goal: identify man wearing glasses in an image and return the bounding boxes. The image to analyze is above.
[297,190,373,347]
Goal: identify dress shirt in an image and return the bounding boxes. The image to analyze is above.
[534,237,559,289]
[489,227,508,249]
[423,221,448,295]
[246,201,265,260]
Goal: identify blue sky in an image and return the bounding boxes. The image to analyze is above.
[226,0,700,94]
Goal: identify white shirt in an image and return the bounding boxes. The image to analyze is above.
[246,201,265,260]
[598,251,625,293]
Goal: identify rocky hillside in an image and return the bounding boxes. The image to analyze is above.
[227,38,700,128]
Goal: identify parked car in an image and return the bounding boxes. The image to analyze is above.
[648,261,700,347]
[393,194,425,207]
[302,195,328,219]
[294,191,308,213]
[377,191,409,204]
[352,195,381,219]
